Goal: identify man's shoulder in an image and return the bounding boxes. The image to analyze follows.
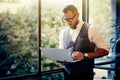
[89,24,99,30]
[59,27,68,35]
[60,27,70,33]
[59,27,70,40]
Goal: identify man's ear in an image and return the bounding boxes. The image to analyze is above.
[73,12,79,21]
[76,13,79,18]
[72,13,79,25]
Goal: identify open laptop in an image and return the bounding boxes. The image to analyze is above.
[40,47,80,63]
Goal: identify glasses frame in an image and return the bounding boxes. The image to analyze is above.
[62,13,77,22]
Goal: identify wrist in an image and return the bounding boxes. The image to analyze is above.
[84,53,88,59]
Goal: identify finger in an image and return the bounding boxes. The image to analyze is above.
[71,52,75,57]
[74,56,77,60]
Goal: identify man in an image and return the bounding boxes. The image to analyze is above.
[59,5,110,80]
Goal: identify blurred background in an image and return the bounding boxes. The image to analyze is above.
[0,0,119,80]
[0,0,38,79]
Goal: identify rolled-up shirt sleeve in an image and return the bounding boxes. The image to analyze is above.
[59,29,65,49]
[89,25,110,51]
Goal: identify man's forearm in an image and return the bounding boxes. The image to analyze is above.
[87,48,109,59]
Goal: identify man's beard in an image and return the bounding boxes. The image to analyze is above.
[70,19,79,29]
[70,25,76,29]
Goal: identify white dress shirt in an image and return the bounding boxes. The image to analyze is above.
[59,20,110,51]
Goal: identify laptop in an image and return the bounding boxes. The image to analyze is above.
[40,47,80,63]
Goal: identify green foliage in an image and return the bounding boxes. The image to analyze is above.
[0,12,13,76]
[42,72,64,80]
[41,0,66,73]
[0,4,38,78]
[41,2,65,80]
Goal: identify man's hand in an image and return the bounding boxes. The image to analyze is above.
[71,51,84,60]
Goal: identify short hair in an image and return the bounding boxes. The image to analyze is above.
[63,5,78,13]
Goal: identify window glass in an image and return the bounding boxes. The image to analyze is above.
[0,0,38,78]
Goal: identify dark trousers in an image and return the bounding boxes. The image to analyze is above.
[63,68,94,80]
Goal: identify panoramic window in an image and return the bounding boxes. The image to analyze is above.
[0,0,38,78]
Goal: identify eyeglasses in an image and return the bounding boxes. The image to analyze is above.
[62,14,76,22]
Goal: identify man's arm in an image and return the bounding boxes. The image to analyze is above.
[71,48,109,60]
[72,26,110,60]
[58,29,65,49]
[88,25,110,59]
[87,48,109,59]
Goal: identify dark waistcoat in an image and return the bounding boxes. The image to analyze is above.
[64,23,95,75]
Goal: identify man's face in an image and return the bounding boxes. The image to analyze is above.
[64,10,79,29]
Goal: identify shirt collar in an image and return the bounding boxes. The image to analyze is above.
[69,20,84,35]
[69,20,84,31]
[76,20,84,30]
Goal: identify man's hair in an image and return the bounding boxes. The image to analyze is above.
[63,5,78,13]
